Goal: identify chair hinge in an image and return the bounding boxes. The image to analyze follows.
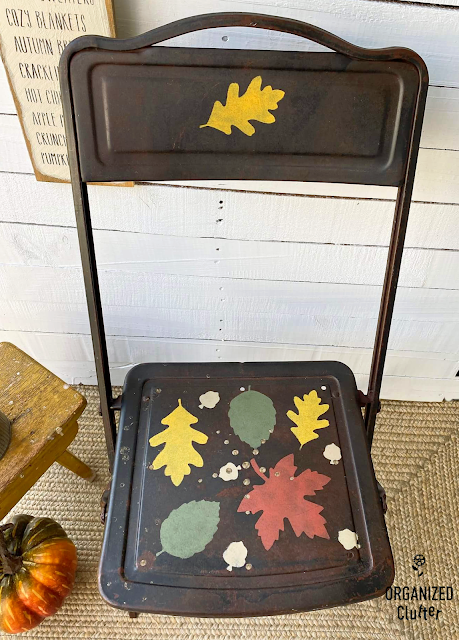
[98,395,122,416]
[111,395,122,410]
[357,390,372,406]
[377,480,387,514]
[100,480,111,525]
[357,390,381,414]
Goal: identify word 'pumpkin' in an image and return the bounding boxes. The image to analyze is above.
[0,515,77,635]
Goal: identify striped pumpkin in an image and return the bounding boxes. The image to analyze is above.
[0,515,77,634]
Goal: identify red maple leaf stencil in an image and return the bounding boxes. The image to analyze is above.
[237,454,331,550]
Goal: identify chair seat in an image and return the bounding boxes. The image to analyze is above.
[99,361,393,616]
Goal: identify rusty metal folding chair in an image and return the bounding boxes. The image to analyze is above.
[60,13,428,617]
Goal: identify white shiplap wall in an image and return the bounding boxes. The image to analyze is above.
[1,0,458,400]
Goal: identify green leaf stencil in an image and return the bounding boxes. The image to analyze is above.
[158,500,220,559]
[228,387,276,448]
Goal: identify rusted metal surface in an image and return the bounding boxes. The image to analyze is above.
[99,361,394,616]
[59,11,428,616]
[69,48,417,185]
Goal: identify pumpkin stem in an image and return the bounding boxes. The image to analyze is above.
[0,524,23,575]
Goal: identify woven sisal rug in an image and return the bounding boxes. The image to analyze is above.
[2,386,458,640]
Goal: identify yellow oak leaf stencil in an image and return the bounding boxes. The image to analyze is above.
[200,75,285,136]
[287,390,330,448]
[149,399,208,486]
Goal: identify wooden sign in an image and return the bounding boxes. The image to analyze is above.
[0,0,115,182]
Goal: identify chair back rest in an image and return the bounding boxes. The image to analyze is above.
[61,13,428,186]
[59,13,428,465]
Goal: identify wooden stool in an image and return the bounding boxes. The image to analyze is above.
[0,342,95,520]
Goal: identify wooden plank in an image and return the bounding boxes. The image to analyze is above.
[3,330,458,379]
[165,148,459,202]
[1,297,457,356]
[0,331,457,400]
[354,374,459,402]
[0,222,457,288]
[0,113,34,173]
[1,173,459,250]
[0,63,15,114]
[114,0,459,88]
[2,265,458,320]
[422,86,459,151]
[2,263,458,358]
[162,180,395,200]
[3,263,458,361]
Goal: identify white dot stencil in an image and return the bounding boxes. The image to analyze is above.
[323,443,342,465]
[198,391,220,409]
[223,541,248,571]
[338,529,359,550]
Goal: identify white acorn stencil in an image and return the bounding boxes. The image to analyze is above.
[218,462,241,481]
[323,443,342,465]
[199,391,220,409]
[223,541,248,571]
[338,529,360,550]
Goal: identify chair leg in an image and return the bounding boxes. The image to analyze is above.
[56,449,96,482]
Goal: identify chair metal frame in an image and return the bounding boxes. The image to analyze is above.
[60,12,428,472]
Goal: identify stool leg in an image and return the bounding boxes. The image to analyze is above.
[56,450,96,482]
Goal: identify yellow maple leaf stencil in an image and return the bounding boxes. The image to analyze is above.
[200,75,285,136]
[149,399,208,486]
[287,390,330,448]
